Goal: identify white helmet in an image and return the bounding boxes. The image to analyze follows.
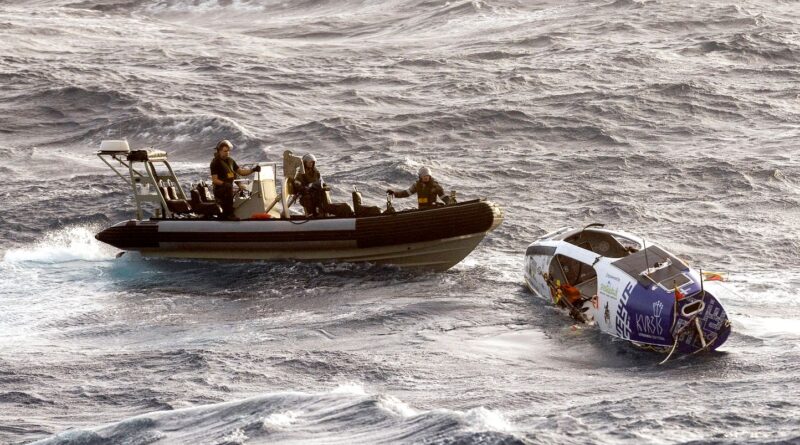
[216,139,233,151]
[302,153,317,163]
[418,166,431,178]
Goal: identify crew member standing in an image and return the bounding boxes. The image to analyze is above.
[387,166,449,209]
[210,139,259,220]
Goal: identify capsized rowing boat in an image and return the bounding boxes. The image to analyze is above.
[523,224,731,361]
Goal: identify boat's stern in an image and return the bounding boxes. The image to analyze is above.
[673,290,732,353]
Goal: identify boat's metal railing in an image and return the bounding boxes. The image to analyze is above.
[97,140,181,220]
[98,140,284,221]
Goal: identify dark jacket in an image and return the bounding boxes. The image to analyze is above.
[294,167,324,216]
[394,179,445,209]
[210,156,239,184]
[210,156,239,217]
[295,167,321,189]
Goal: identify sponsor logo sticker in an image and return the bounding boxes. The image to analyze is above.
[600,273,621,300]
[635,300,666,341]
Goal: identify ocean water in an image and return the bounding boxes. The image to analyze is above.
[1,0,799,444]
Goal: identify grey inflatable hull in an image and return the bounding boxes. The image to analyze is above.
[96,200,503,271]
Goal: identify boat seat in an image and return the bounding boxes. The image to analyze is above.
[166,186,179,200]
[352,190,381,217]
[190,188,222,218]
[196,182,215,202]
[325,202,354,218]
[315,184,352,217]
[166,199,192,214]
[159,185,192,215]
[356,206,381,217]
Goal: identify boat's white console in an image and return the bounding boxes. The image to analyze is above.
[233,164,281,219]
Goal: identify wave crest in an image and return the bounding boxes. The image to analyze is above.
[33,386,522,445]
[2,225,116,264]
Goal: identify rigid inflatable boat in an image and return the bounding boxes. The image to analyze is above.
[95,141,503,270]
[523,224,731,362]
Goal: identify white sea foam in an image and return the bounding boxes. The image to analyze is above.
[147,0,265,13]
[462,406,515,433]
[262,410,302,429]
[331,382,368,396]
[2,226,117,264]
[215,428,248,445]
[736,316,800,340]
[377,395,418,418]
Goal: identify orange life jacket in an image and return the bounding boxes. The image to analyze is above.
[560,284,582,304]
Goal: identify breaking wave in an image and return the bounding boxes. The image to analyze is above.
[2,225,116,264]
[33,385,522,445]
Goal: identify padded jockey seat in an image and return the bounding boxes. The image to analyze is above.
[318,184,353,218]
[196,182,215,202]
[190,187,222,218]
[351,190,381,217]
[324,202,354,218]
[166,199,192,214]
[160,185,192,215]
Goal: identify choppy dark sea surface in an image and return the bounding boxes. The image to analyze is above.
[1,0,799,443]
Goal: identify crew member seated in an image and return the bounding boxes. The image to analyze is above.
[387,166,450,209]
[294,153,325,217]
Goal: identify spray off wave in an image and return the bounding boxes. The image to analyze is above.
[2,225,117,264]
[33,385,521,445]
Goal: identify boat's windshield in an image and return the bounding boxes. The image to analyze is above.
[564,230,636,258]
[611,234,642,252]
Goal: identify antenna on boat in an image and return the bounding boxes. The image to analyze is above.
[699,266,706,300]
